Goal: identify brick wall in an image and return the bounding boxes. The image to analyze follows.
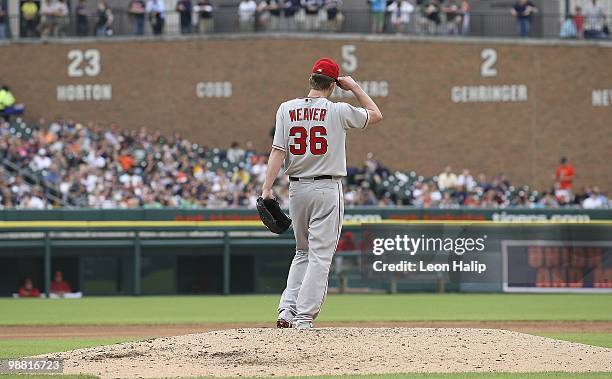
[0,36,610,191]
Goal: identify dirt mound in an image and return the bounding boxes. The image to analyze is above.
[42,328,612,378]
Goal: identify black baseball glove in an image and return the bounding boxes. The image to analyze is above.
[256,197,292,234]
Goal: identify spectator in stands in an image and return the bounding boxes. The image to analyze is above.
[387,0,414,34]
[560,14,577,39]
[584,0,606,39]
[146,0,165,35]
[337,231,357,251]
[22,187,47,209]
[582,187,607,208]
[251,155,267,183]
[30,149,52,172]
[290,0,304,31]
[442,0,461,35]
[511,190,533,207]
[574,6,585,38]
[369,0,386,33]
[463,191,481,207]
[554,156,575,204]
[421,0,441,35]
[537,192,559,208]
[429,182,442,204]
[0,116,604,210]
[231,165,251,187]
[18,278,41,298]
[411,181,426,206]
[50,270,72,295]
[21,0,39,37]
[129,0,147,35]
[439,191,458,208]
[0,85,14,119]
[95,1,114,37]
[302,0,322,31]
[118,149,135,172]
[325,0,343,32]
[0,85,25,121]
[55,0,70,37]
[475,173,489,192]
[238,0,258,32]
[511,0,537,38]
[457,169,475,191]
[76,0,90,36]
[437,165,457,191]
[378,191,396,206]
[459,0,470,35]
[196,0,214,33]
[481,188,501,208]
[0,3,6,39]
[176,0,193,34]
[264,0,283,31]
[38,0,58,37]
[226,141,245,163]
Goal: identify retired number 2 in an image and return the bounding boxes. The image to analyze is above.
[289,126,328,155]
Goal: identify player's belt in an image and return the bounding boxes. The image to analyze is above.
[289,175,333,182]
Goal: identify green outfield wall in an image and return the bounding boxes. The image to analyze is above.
[0,213,610,297]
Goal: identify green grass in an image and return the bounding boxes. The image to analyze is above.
[1,294,611,325]
[1,295,610,379]
[536,332,612,348]
[0,338,136,358]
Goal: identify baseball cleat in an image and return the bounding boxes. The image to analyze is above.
[294,322,313,330]
[276,318,292,328]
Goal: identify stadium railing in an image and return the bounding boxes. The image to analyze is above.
[2,10,610,40]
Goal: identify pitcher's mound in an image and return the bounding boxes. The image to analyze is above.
[45,328,612,378]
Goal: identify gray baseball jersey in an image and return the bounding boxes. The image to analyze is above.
[273,96,369,329]
[272,97,369,177]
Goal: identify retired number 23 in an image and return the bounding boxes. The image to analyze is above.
[289,126,328,155]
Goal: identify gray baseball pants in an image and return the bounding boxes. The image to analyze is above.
[278,178,344,327]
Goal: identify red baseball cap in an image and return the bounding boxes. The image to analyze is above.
[312,58,340,82]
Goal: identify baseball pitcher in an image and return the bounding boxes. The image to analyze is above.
[261,58,383,330]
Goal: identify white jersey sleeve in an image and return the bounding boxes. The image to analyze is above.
[272,104,286,151]
[336,102,369,130]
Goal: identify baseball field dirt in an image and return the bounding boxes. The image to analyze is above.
[41,328,612,378]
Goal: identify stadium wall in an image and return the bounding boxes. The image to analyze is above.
[0,208,610,222]
[1,36,611,191]
[0,221,610,296]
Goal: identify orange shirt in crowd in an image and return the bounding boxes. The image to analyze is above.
[118,154,135,171]
[556,164,575,189]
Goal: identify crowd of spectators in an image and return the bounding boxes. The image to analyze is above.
[0,0,608,39]
[560,0,610,39]
[0,118,608,210]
